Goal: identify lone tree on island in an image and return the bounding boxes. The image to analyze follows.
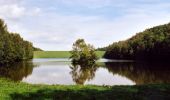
[70,39,98,64]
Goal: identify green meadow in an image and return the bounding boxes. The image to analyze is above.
[0,78,170,100]
[34,51,105,58]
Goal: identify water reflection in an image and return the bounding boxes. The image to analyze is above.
[0,59,170,85]
[0,61,36,81]
[70,63,98,85]
[69,61,170,85]
[105,62,170,85]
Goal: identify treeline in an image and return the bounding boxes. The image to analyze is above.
[104,23,170,61]
[96,47,106,51]
[0,19,33,64]
[33,47,43,51]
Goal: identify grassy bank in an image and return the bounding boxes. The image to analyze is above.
[0,78,170,100]
[34,51,105,58]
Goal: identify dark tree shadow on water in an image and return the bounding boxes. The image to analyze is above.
[10,85,170,100]
[105,62,170,85]
[0,61,37,81]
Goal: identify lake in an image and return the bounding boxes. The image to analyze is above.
[0,58,170,85]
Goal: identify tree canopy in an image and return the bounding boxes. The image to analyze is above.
[0,19,34,64]
[104,23,170,61]
[70,39,98,64]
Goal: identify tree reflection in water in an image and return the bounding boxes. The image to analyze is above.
[70,62,98,85]
[1,59,170,85]
[0,61,37,81]
[105,62,170,85]
[70,61,170,85]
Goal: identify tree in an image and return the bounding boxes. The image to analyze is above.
[70,39,98,65]
[0,18,34,65]
[104,22,170,61]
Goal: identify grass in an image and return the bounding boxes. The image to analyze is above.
[0,78,170,100]
[34,51,105,58]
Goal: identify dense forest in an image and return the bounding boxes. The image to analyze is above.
[0,19,34,64]
[104,23,170,61]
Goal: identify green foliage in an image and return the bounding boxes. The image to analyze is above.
[0,19,33,64]
[104,23,170,61]
[70,39,98,64]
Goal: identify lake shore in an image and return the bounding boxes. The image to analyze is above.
[1,52,170,100]
[0,78,170,100]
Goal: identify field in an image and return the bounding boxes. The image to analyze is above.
[34,51,105,58]
[0,78,170,100]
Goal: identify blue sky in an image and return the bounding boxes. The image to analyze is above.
[0,0,170,50]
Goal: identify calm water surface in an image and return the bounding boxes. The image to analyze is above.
[0,58,170,85]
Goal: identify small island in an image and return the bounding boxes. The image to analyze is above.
[70,39,98,64]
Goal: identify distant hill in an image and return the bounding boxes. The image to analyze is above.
[104,23,170,61]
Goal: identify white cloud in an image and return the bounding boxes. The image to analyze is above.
[15,11,170,50]
[0,0,22,5]
[0,4,25,19]
[0,0,170,50]
[59,0,113,8]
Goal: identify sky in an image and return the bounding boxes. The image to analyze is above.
[0,0,170,50]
